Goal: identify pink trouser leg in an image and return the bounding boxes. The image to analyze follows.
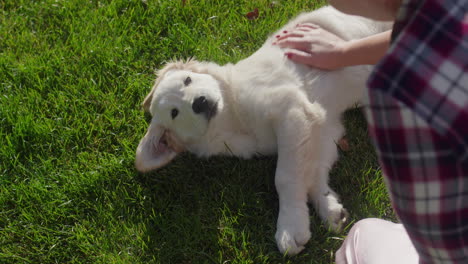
[335,218,419,264]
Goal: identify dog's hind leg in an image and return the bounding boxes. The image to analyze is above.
[308,172,349,233]
[307,122,348,232]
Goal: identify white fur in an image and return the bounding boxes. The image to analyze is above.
[136,6,391,255]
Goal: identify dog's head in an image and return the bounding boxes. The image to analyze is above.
[135,60,224,172]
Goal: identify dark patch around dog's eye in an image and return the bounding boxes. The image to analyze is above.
[171,108,179,119]
[184,76,191,86]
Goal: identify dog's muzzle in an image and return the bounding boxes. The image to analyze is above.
[192,96,218,120]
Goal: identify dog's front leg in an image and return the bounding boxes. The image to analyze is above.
[275,157,311,256]
[273,103,324,256]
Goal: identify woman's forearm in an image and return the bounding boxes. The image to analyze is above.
[340,30,391,67]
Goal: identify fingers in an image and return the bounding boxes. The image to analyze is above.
[284,50,316,66]
[296,23,319,30]
[274,38,312,52]
[292,23,319,33]
[275,32,304,42]
[273,23,320,43]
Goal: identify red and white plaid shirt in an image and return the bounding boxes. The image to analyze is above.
[365,0,468,263]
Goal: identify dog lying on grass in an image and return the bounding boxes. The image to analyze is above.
[135,6,390,255]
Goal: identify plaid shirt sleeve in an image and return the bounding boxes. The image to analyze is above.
[365,0,468,263]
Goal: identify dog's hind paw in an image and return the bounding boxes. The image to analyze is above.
[315,191,349,233]
[275,227,311,256]
[327,207,349,233]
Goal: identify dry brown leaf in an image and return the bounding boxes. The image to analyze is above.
[338,137,350,152]
[246,8,259,20]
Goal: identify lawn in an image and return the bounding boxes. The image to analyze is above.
[0,0,394,263]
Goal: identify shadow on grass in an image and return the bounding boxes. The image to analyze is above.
[133,154,279,263]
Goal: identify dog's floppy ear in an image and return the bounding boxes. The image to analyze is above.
[142,66,176,112]
[135,123,183,172]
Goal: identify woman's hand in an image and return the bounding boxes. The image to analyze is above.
[273,23,348,70]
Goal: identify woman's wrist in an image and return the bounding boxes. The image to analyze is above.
[336,40,362,68]
[340,31,391,67]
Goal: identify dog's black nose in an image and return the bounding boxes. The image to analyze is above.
[192,96,210,114]
[192,96,217,119]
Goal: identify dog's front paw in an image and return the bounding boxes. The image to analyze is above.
[275,226,311,255]
[275,208,311,256]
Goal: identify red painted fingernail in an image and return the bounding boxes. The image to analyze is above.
[275,35,280,38]
[285,53,292,59]
[283,30,288,33]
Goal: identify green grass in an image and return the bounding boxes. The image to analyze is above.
[0,0,394,263]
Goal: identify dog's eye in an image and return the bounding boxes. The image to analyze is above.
[184,76,191,86]
[171,108,179,119]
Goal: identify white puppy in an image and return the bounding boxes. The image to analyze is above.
[135,6,390,255]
